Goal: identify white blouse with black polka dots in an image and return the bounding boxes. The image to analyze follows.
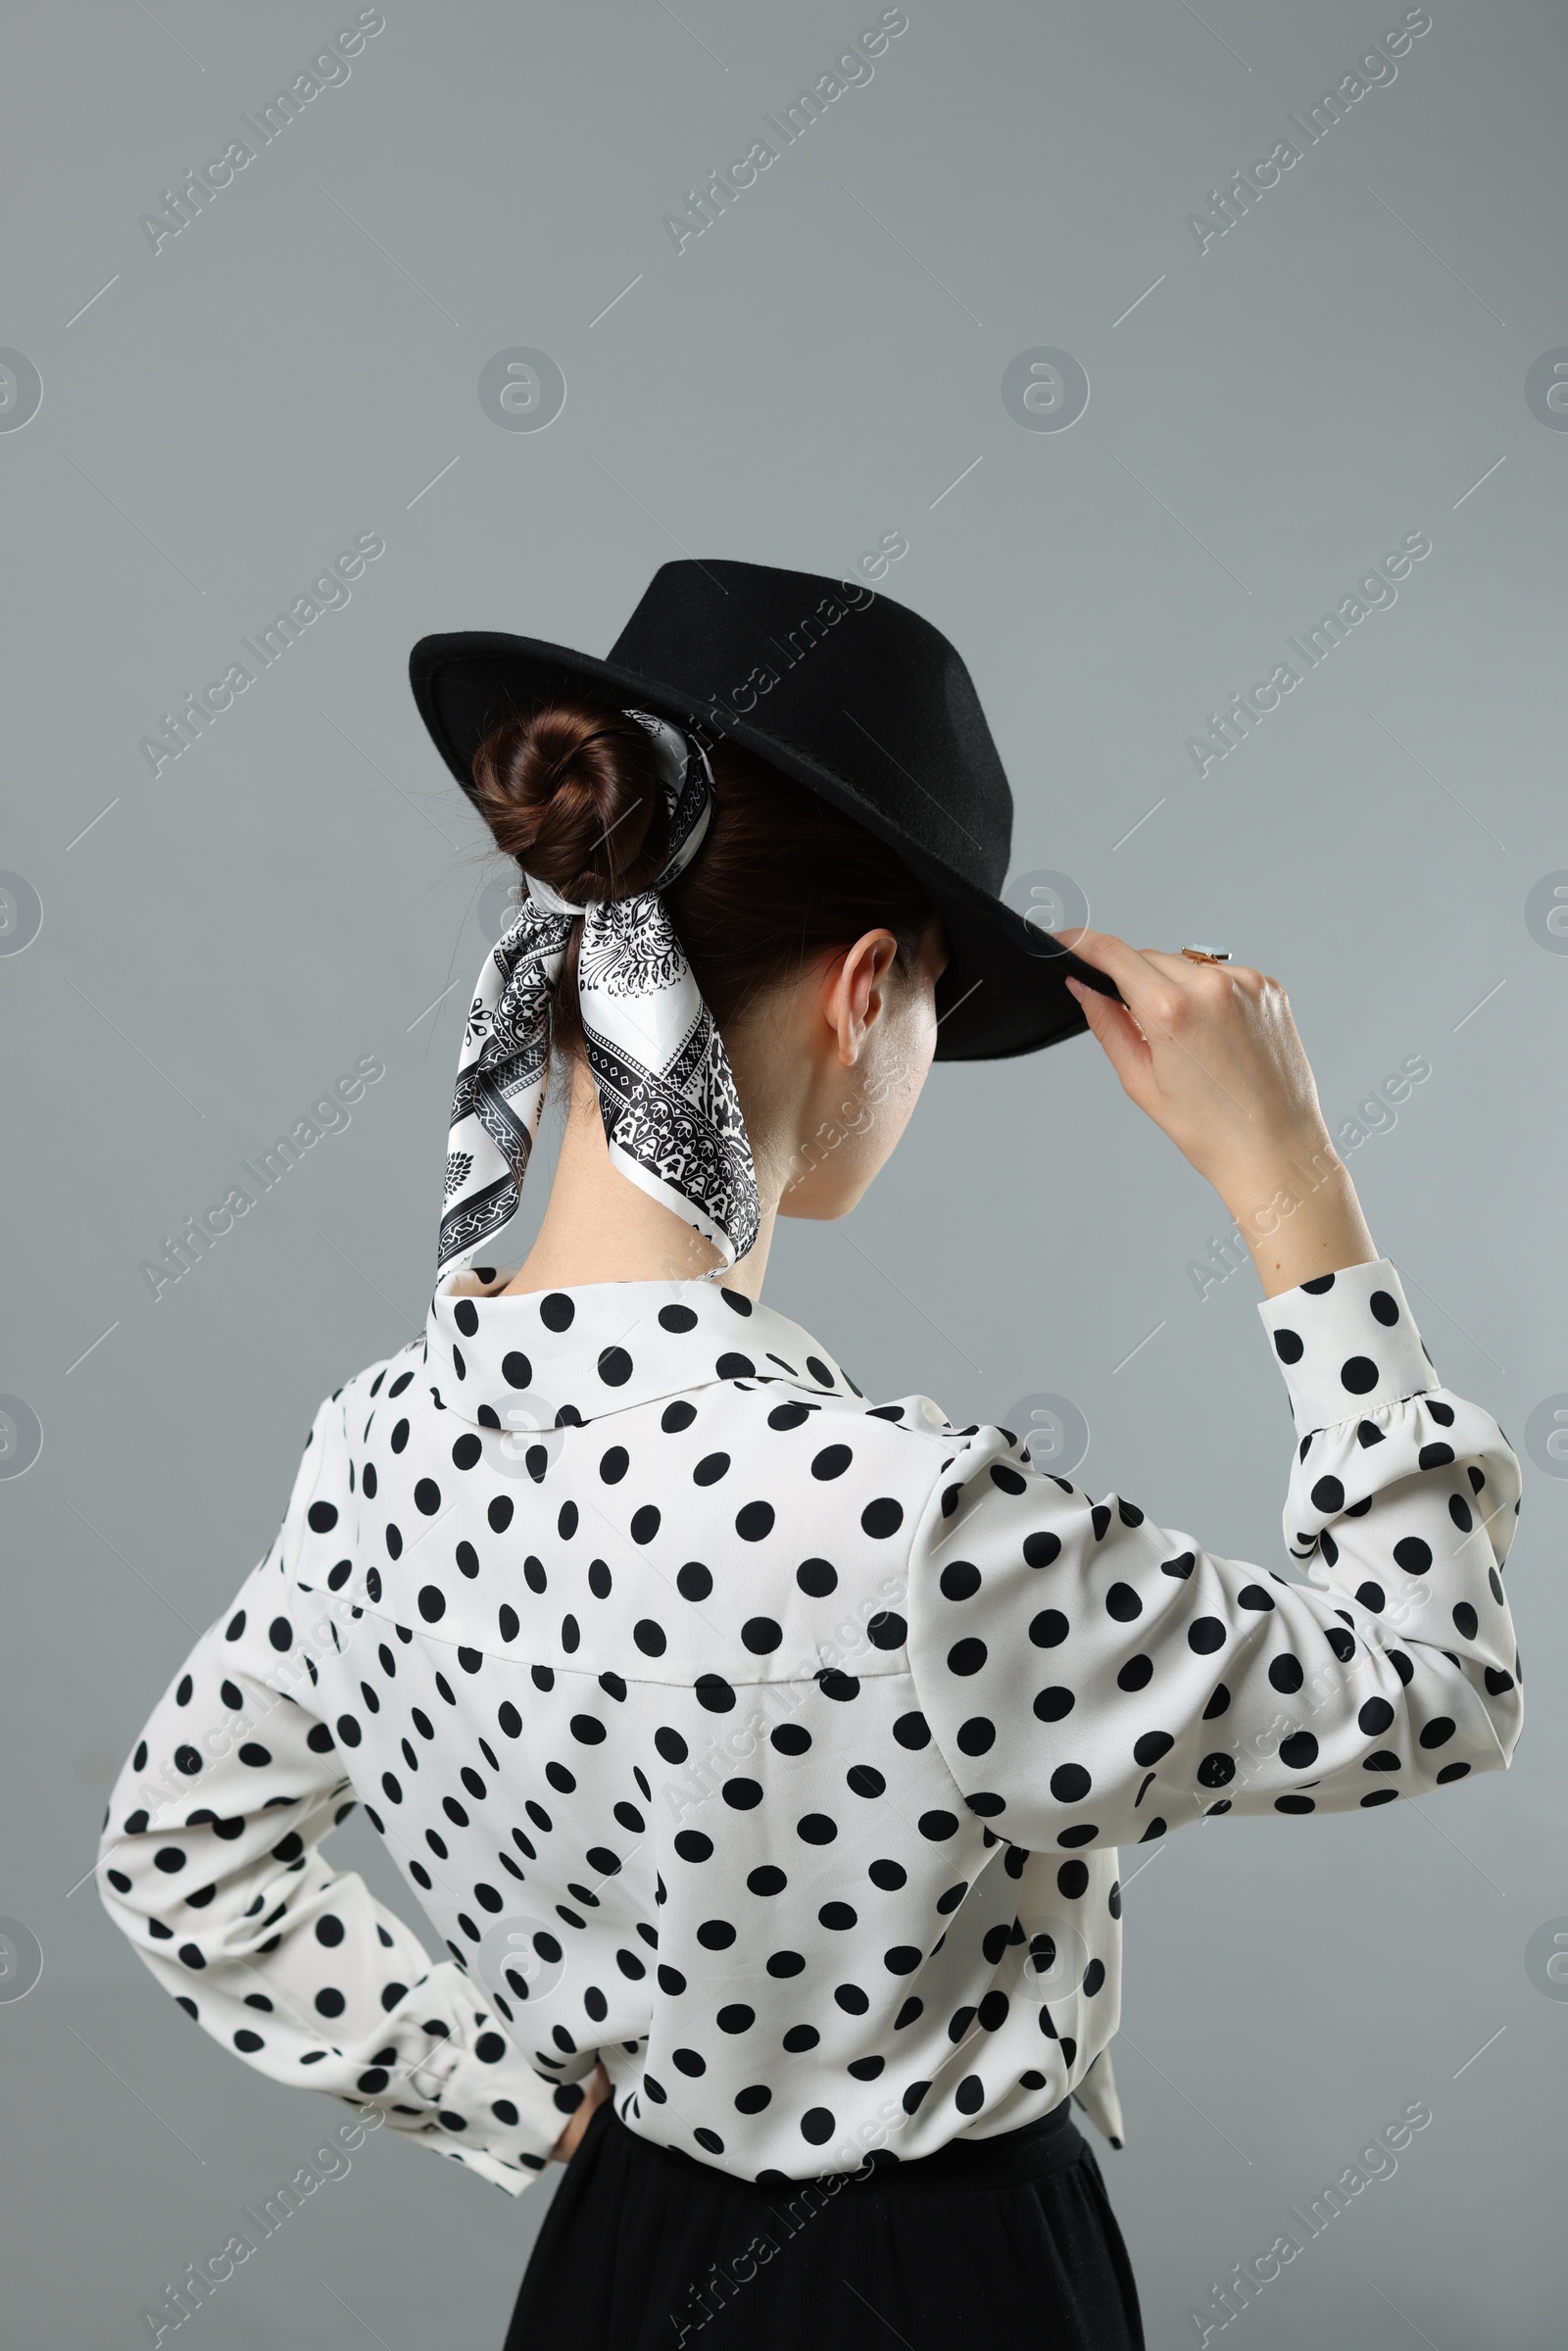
[96,1255,1523,2197]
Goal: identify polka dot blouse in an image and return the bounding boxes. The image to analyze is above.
[96,1256,1522,2197]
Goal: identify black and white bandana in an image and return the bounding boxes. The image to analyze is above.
[439,710,760,1277]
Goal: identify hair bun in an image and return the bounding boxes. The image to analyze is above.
[469,699,671,902]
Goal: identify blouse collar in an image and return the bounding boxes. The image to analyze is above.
[423,1267,862,1430]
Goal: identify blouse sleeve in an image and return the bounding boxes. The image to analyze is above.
[904,1260,1523,1848]
[94,1378,569,2198]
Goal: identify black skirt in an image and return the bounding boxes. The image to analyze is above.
[504,2096,1145,2350]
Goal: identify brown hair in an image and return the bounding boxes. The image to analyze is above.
[468,698,936,1059]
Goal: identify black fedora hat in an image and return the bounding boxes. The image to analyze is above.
[409,559,1121,1060]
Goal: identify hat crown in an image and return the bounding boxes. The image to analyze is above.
[607,560,1012,895]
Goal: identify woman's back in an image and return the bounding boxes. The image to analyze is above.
[99,1250,1520,2199]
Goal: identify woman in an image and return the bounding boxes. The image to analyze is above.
[98,561,1522,2350]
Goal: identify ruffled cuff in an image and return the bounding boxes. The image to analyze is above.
[1256,1259,1434,1436]
[393,2026,567,2196]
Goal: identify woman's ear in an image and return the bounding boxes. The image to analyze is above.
[823,930,901,1066]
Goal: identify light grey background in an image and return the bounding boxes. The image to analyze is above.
[3,2,1563,2343]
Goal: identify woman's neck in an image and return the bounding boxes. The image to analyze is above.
[499,1074,777,1301]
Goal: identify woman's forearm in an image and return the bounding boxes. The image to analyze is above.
[1218,1149,1379,1300]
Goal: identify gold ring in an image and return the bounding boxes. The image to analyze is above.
[1181,944,1231,964]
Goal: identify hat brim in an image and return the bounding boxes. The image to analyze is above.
[409,632,1122,1061]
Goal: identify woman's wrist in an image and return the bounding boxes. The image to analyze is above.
[551,2060,611,2161]
[1214,1148,1379,1300]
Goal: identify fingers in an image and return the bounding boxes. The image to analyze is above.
[1068,929,1329,1191]
[1063,929,1169,1004]
[1068,936,1203,1053]
[1065,974,1153,1097]
[1126,947,1272,1000]
[1073,932,1279,1021]
[1144,953,1272,1003]
[1070,938,1278,1113]
[1073,929,1264,986]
